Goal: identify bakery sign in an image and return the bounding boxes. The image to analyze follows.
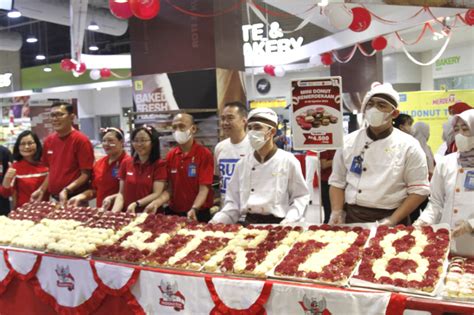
[291,77,344,150]
[0,73,12,88]
[242,22,304,57]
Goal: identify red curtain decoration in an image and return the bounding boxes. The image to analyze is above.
[29,276,107,315]
[205,277,273,315]
[3,250,42,281]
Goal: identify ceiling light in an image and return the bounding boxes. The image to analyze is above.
[43,66,52,72]
[35,54,46,60]
[88,21,99,31]
[7,9,21,18]
[26,35,38,43]
[88,45,99,51]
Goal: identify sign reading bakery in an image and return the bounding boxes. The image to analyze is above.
[291,77,343,150]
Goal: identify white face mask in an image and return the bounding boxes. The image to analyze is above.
[455,133,474,152]
[173,129,192,144]
[248,129,269,150]
[365,107,393,127]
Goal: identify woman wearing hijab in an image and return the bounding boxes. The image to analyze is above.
[415,109,474,257]
[412,121,435,177]
[444,102,472,155]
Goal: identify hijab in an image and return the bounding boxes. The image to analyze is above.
[454,109,474,168]
[413,121,435,173]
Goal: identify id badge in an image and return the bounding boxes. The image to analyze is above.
[188,163,197,177]
[112,166,119,179]
[350,156,363,175]
[464,171,474,191]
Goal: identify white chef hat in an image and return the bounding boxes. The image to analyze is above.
[248,108,278,128]
[361,82,400,112]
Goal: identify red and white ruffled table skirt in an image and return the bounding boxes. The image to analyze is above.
[0,247,471,315]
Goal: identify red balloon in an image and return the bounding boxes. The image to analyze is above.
[109,0,133,19]
[60,59,74,72]
[263,64,276,76]
[465,9,474,26]
[76,62,87,74]
[100,68,112,78]
[130,0,160,20]
[320,53,333,66]
[371,36,387,51]
[349,7,371,32]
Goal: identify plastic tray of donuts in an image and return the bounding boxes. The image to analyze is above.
[441,256,474,303]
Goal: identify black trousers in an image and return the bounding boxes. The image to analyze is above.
[321,181,332,224]
[244,213,283,225]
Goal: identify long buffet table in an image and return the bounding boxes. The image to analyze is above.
[0,247,472,315]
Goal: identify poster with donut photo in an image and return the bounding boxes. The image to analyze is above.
[291,77,343,150]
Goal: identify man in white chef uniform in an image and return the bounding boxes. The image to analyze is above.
[415,109,474,256]
[329,82,430,226]
[211,108,310,225]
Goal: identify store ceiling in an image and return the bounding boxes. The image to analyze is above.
[264,0,474,55]
[0,0,129,68]
[0,0,472,70]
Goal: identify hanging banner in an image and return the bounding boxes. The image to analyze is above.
[291,77,343,150]
[398,90,474,153]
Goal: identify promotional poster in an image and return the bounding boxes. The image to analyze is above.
[291,77,343,150]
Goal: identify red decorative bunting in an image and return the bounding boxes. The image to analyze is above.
[205,276,273,315]
[4,250,42,281]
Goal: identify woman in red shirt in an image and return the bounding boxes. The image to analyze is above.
[69,127,131,208]
[1,131,49,208]
[110,125,167,213]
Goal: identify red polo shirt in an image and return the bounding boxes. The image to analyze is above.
[42,129,94,196]
[166,141,214,213]
[118,158,167,211]
[319,150,336,182]
[92,152,131,207]
[0,159,49,208]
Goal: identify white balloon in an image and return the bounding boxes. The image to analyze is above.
[324,4,353,30]
[89,69,101,80]
[309,55,320,64]
[274,66,286,77]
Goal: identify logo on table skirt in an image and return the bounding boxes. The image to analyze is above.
[299,294,331,315]
[55,265,75,291]
[158,280,186,311]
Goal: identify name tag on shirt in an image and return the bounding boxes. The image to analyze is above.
[171,169,177,174]
[350,156,363,175]
[127,172,134,176]
[188,163,197,177]
[112,166,119,178]
[464,171,474,191]
[47,150,53,154]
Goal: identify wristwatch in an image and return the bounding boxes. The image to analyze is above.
[63,187,71,197]
[135,201,141,208]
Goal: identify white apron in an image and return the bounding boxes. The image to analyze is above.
[447,166,474,257]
